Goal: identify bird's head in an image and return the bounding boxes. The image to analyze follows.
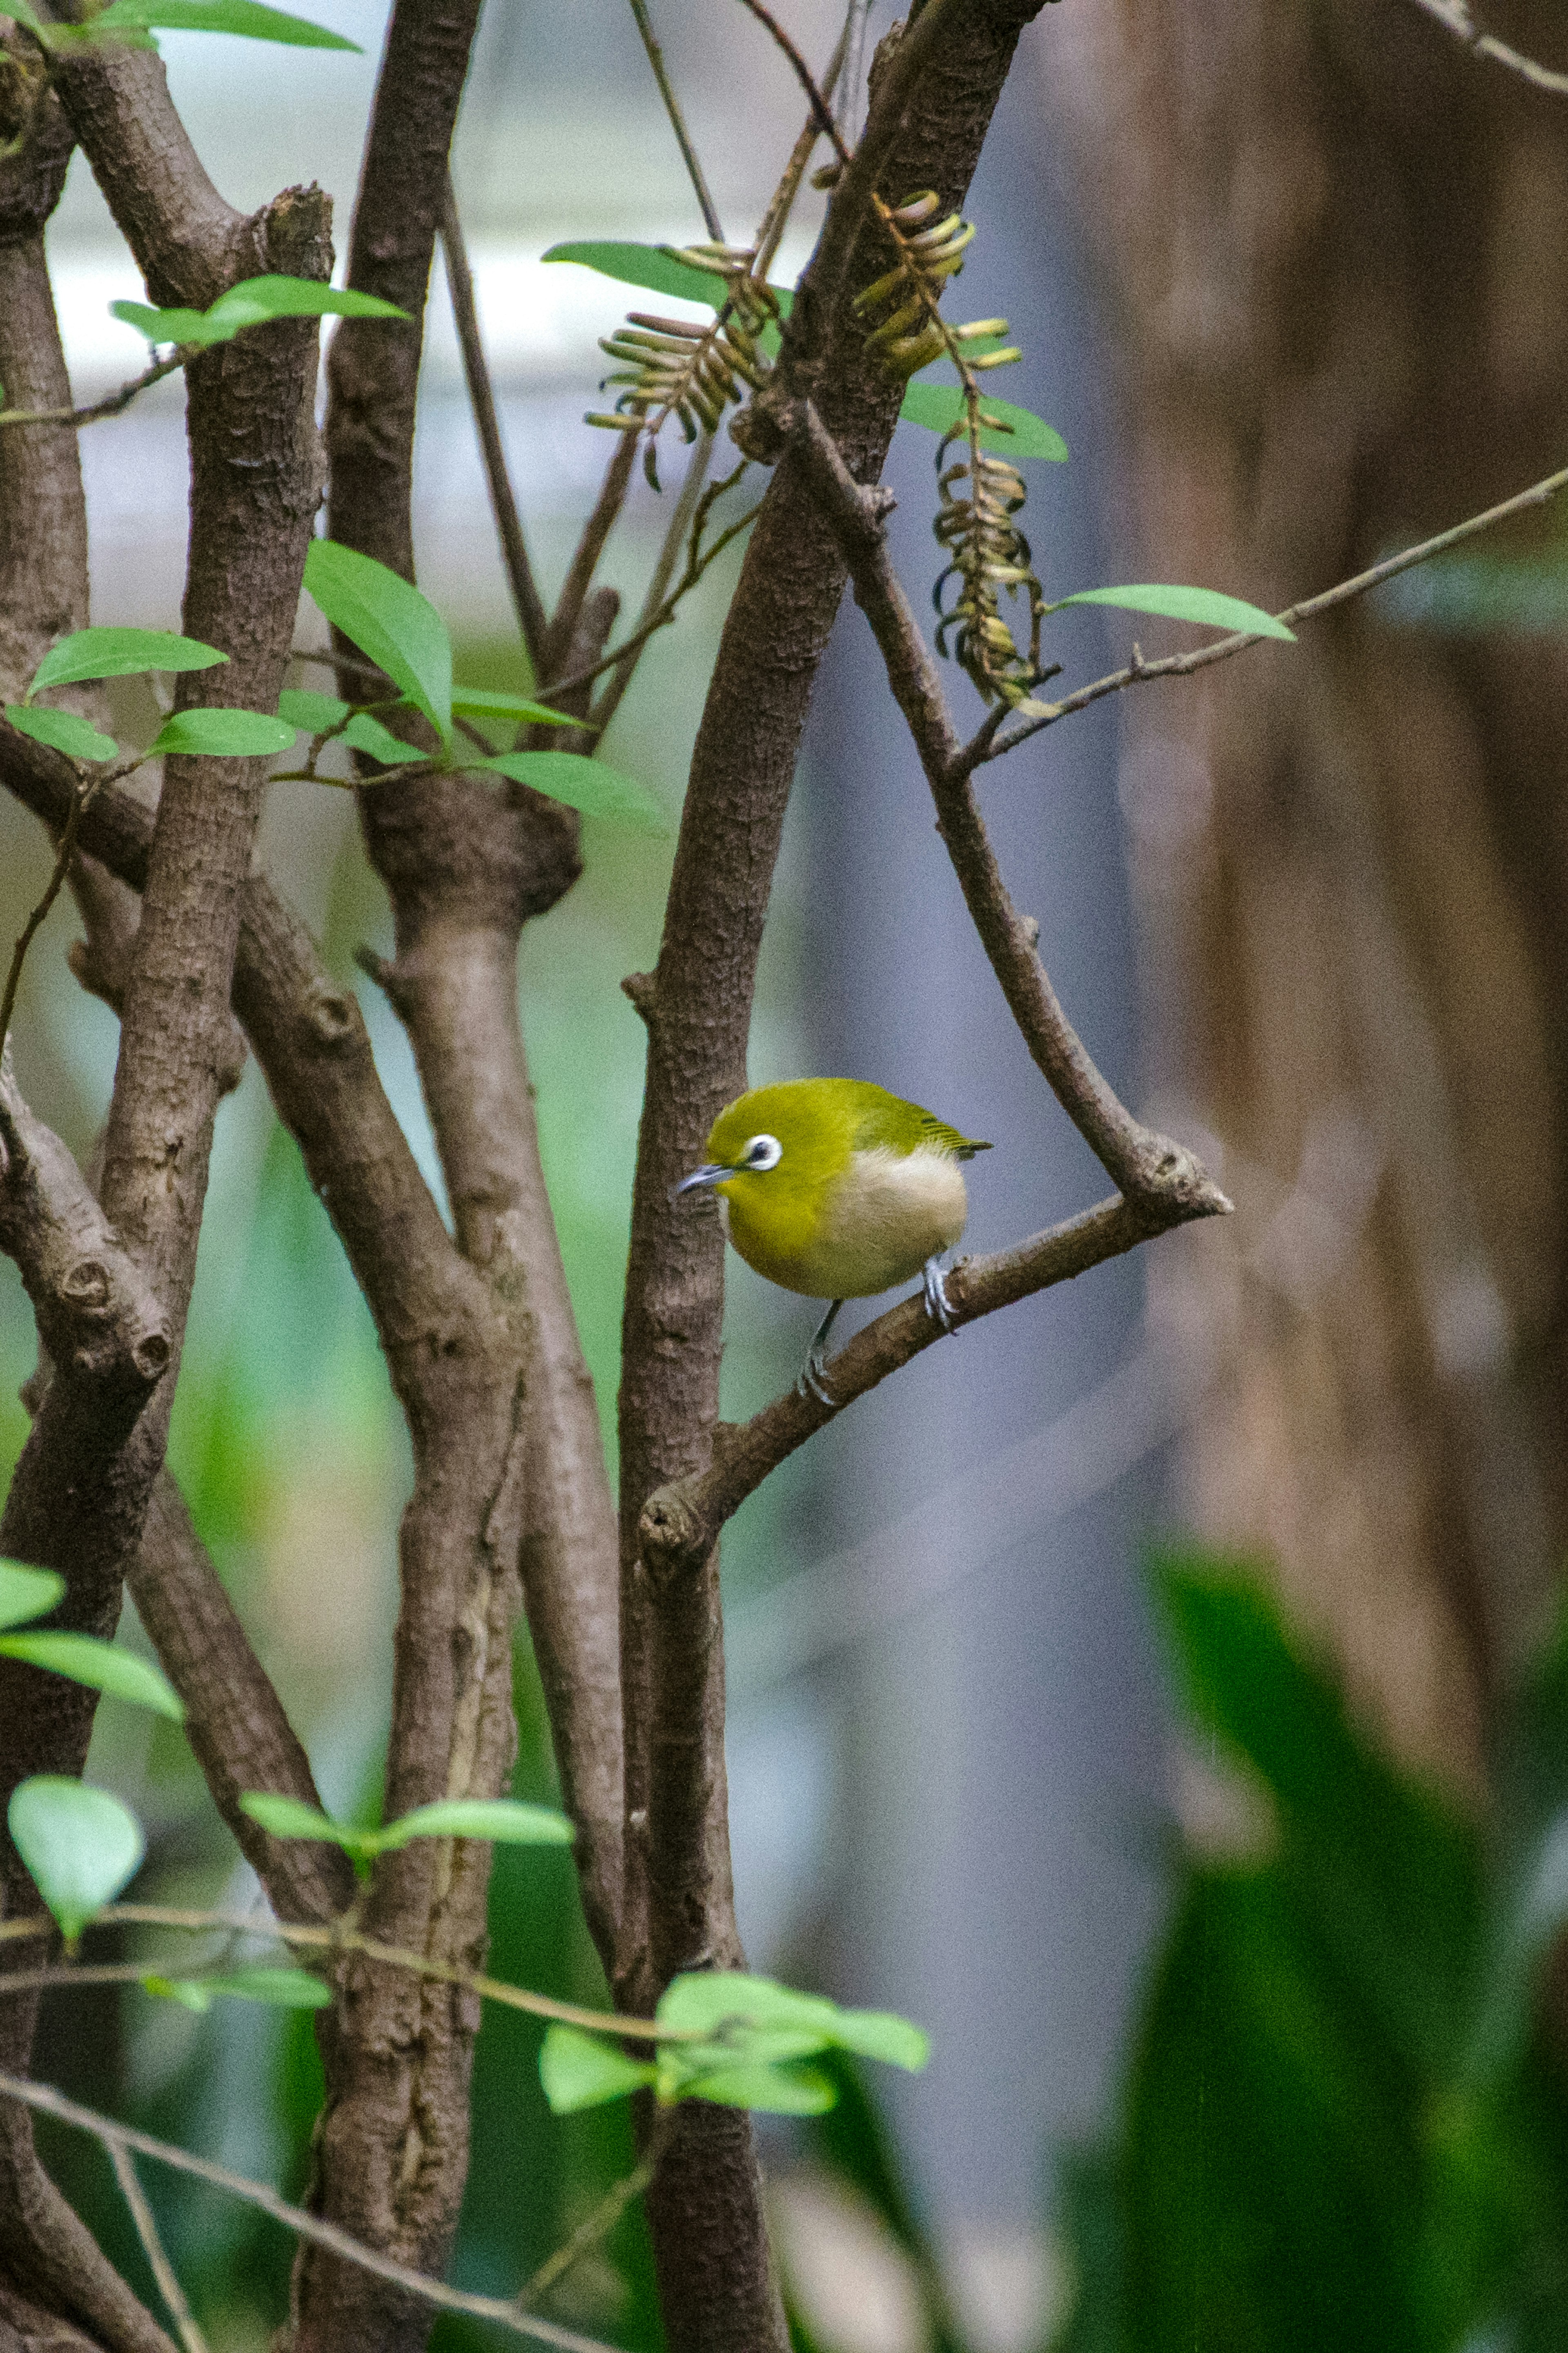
[671,1081,853,1215]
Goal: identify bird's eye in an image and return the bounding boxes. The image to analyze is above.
[742,1133,782,1171]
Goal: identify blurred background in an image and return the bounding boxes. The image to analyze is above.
[6,1,1568,2348]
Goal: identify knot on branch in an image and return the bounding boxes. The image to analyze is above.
[303,981,360,1051]
[638,1486,711,1588]
[1124,1130,1233,1228]
[621,970,657,1024]
[731,387,796,465]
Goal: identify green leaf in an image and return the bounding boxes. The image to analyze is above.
[113,275,404,352]
[481,750,666,832]
[367,1798,575,1853]
[675,2059,837,2115]
[0,1633,183,1720]
[659,1972,839,2043]
[449,687,588,730]
[898,382,1068,460]
[303,540,452,746]
[200,1967,332,2009]
[238,1792,358,1848]
[822,2008,929,2072]
[541,239,793,317]
[0,2,52,38]
[539,2025,657,2114]
[339,711,427,767]
[147,708,297,758]
[29,627,228,695]
[8,1778,144,1943]
[276,688,350,732]
[109,300,212,346]
[1049,583,1296,640]
[4,705,120,762]
[0,1561,64,1632]
[91,0,359,47]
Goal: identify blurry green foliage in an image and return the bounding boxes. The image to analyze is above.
[1050,1546,1568,2353]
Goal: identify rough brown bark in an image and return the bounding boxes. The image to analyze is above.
[1042,0,1568,1784]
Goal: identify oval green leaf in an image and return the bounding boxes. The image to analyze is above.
[304,540,452,746]
[1051,584,1295,641]
[340,711,428,767]
[183,1967,332,2009]
[542,240,793,317]
[899,382,1068,460]
[110,299,215,346]
[658,1971,838,2041]
[481,750,665,832]
[91,0,359,47]
[369,1797,575,1853]
[147,708,297,758]
[8,1778,144,1943]
[4,706,120,763]
[30,628,228,695]
[277,687,350,732]
[0,1561,64,1633]
[204,277,406,334]
[669,2058,837,2115]
[827,2007,930,2072]
[539,2025,657,2114]
[449,687,588,730]
[0,1633,183,1721]
[238,1791,355,1846]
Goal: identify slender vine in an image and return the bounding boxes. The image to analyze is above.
[855,190,1054,711]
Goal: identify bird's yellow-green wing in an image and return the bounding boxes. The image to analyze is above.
[843,1082,990,1160]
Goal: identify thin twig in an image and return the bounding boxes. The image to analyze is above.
[0,1900,696,2040]
[753,13,852,277]
[1404,0,1568,93]
[439,174,549,673]
[106,2139,211,2353]
[731,0,853,167]
[627,0,725,240]
[0,2070,622,2353]
[0,783,87,1064]
[587,433,715,734]
[521,2114,672,2307]
[546,429,639,676]
[970,457,1568,769]
[0,350,189,432]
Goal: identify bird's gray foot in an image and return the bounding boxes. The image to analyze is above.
[797,1299,843,1406]
[922,1255,955,1333]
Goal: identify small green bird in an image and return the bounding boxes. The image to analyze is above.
[674,1079,991,1401]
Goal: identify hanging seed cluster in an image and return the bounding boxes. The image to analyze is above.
[856,192,1051,709]
[587,243,778,482]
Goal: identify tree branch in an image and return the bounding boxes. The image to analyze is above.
[1403,0,1568,93]
[106,2142,209,2353]
[615,9,1048,2344]
[0,2071,624,2353]
[628,0,724,240]
[970,456,1568,767]
[437,173,549,674]
[793,399,1229,1204]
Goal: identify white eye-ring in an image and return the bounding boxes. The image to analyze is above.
[741,1133,782,1171]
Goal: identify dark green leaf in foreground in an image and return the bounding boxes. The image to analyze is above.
[0,1561,64,1632]
[481,750,666,831]
[0,1633,183,1720]
[3,706,120,762]
[1048,583,1295,639]
[91,0,359,47]
[8,1778,144,1943]
[899,382,1068,459]
[29,628,227,695]
[147,708,297,758]
[303,540,452,745]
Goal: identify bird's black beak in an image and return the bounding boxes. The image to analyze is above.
[670,1162,729,1203]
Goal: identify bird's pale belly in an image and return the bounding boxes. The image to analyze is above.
[727,1146,969,1300]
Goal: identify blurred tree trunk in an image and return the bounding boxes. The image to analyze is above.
[1040,0,1568,1791]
